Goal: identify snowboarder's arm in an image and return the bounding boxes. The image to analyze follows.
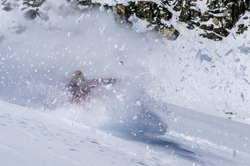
[86,78,119,88]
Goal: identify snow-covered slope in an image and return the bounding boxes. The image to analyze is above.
[1,100,250,166]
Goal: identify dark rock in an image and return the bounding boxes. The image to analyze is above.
[244,0,249,9]
[200,24,214,31]
[236,24,248,34]
[187,23,195,30]
[23,0,46,8]
[1,1,13,11]
[77,0,92,6]
[23,9,39,20]
[200,32,223,41]
[2,5,12,11]
[212,17,219,25]
[112,5,131,23]
[213,28,230,37]
[160,27,179,40]
[221,19,232,29]
[208,1,216,10]
[172,0,182,11]
[238,24,244,29]
[2,3,12,11]
[201,12,212,22]
[238,1,244,15]
[179,8,191,22]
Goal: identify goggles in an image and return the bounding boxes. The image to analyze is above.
[73,75,84,82]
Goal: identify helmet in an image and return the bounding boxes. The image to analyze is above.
[73,70,84,82]
[73,70,83,76]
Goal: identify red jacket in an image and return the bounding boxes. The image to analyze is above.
[65,78,110,102]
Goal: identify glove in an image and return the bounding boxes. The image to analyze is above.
[105,78,119,84]
[110,78,119,84]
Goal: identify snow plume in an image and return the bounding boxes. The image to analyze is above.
[0,9,144,106]
[0,4,168,135]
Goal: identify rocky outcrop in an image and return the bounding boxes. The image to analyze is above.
[111,0,250,41]
[112,1,179,40]
[173,0,250,40]
[1,0,250,41]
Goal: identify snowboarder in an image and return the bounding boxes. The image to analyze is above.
[65,70,118,103]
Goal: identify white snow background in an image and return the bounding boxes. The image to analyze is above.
[0,0,250,166]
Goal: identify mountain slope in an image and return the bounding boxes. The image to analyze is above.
[1,100,250,166]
